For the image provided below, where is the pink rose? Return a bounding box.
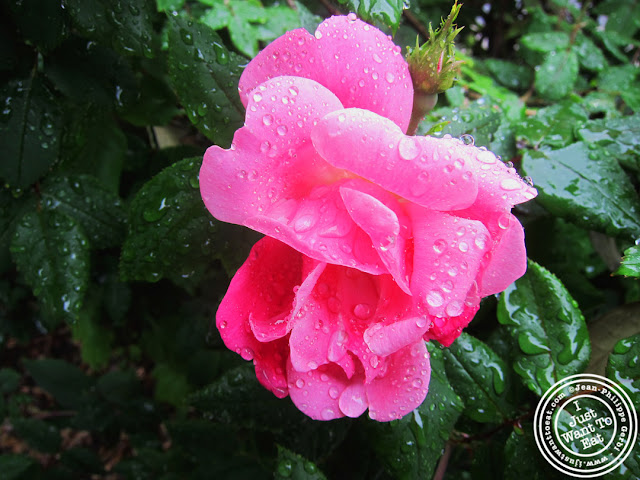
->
[200,15,536,420]
[218,236,430,421]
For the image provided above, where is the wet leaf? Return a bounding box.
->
[497,260,591,396]
[341,0,405,34]
[504,426,564,480]
[10,210,90,325]
[444,332,515,423]
[167,16,245,147]
[535,49,579,101]
[23,358,93,409]
[65,0,158,58]
[0,368,21,394]
[484,59,533,91]
[0,190,37,274]
[0,75,63,188]
[577,113,640,171]
[616,246,640,278]
[522,142,640,240]
[120,157,259,289]
[40,175,126,249]
[606,334,640,409]
[368,343,463,480]
[516,101,588,149]
[521,32,570,52]
[11,418,61,454]
[574,33,607,72]
[274,445,328,480]
[0,455,37,480]
[8,0,68,52]
[597,65,640,112]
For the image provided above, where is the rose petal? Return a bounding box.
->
[339,382,369,418]
[287,359,349,420]
[340,186,411,294]
[408,206,490,318]
[200,76,343,226]
[238,16,413,131]
[364,316,431,357]
[477,212,527,296]
[254,339,289,398]
[311,109,479,211]
[367,341,430,421]
[425,302,480,347]
[217,237,301,352]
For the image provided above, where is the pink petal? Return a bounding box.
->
[477,212,527,296]
[288,296,335,372]
[254,339,289,398]
[425,302,480,347]
[287,359,350,420]
[463,146,538,216]
[364,316,431,357]
[366,341,431,422]
[311,109,479,211]
[238,16,413,131]
[408,206,491,318]
[339,382,369,418]
[217,237,301,352]
[200,76,343,226]
[340,186,411,294]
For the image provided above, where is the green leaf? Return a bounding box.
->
[11,210,90,325]
[40,175,126,249]
[11,418,61,454]
[516,101,588,149]
[423,98,502,149]
[340,0,404,34]
[275,446,327,480]
[597,65,640,112]
[574,33,607,72]
[256,5,301,44]
[8,0,68,52]
[504,427,564,480]
[0,75,63,188]
[521,31,570,52]
[0,455,37,480]
[23,358,93,409]
[118,71,180,126]
[65,0,157,58]
[44,38,138,110]
[0,368,21,394]
[535,49,579,101]
[157,0,185,12]
[71,313,114,370]
[167,16,245,147]
[606,334,640,409]
[576,114,640,171]
[152,362,191,406]
[189,364,299,430]
[616,246,640,278]
[443,333,514,423]
[521,142,640,239]
[484,59,533,91]
[497,260,590,396]
[120,157,258,288]
[0,190,36,274]
[367,343,463,480]
[58,113,127,193]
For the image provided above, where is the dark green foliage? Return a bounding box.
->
[2,1,640,478]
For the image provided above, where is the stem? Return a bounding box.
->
[406,92,438,136]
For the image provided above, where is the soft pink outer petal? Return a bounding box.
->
[340,186,411,294]
[217,237,303,397]
[339,382,369,418]
[461,145,538,215]
[364,316,431,357]
[287,359,349,420]
[425,302,480,347]
[200,76,344,226]
[311,109,480,211]
[366,341,430,422]
[476,212,527,296]
[408,205,491,318]
[238,16,413,131]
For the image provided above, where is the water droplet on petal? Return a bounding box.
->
[426,290,444,308]
[445,300,464,317]
[277,125,288,136]
[398,137,421,160]
[296,379,305,388]
[477,150,496,164]
[500,178,521,191]
[433,239,447,254]
[263,114,273,126]
[252,92,262,102]
[353,303,372,319]
[385,72,395,83]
